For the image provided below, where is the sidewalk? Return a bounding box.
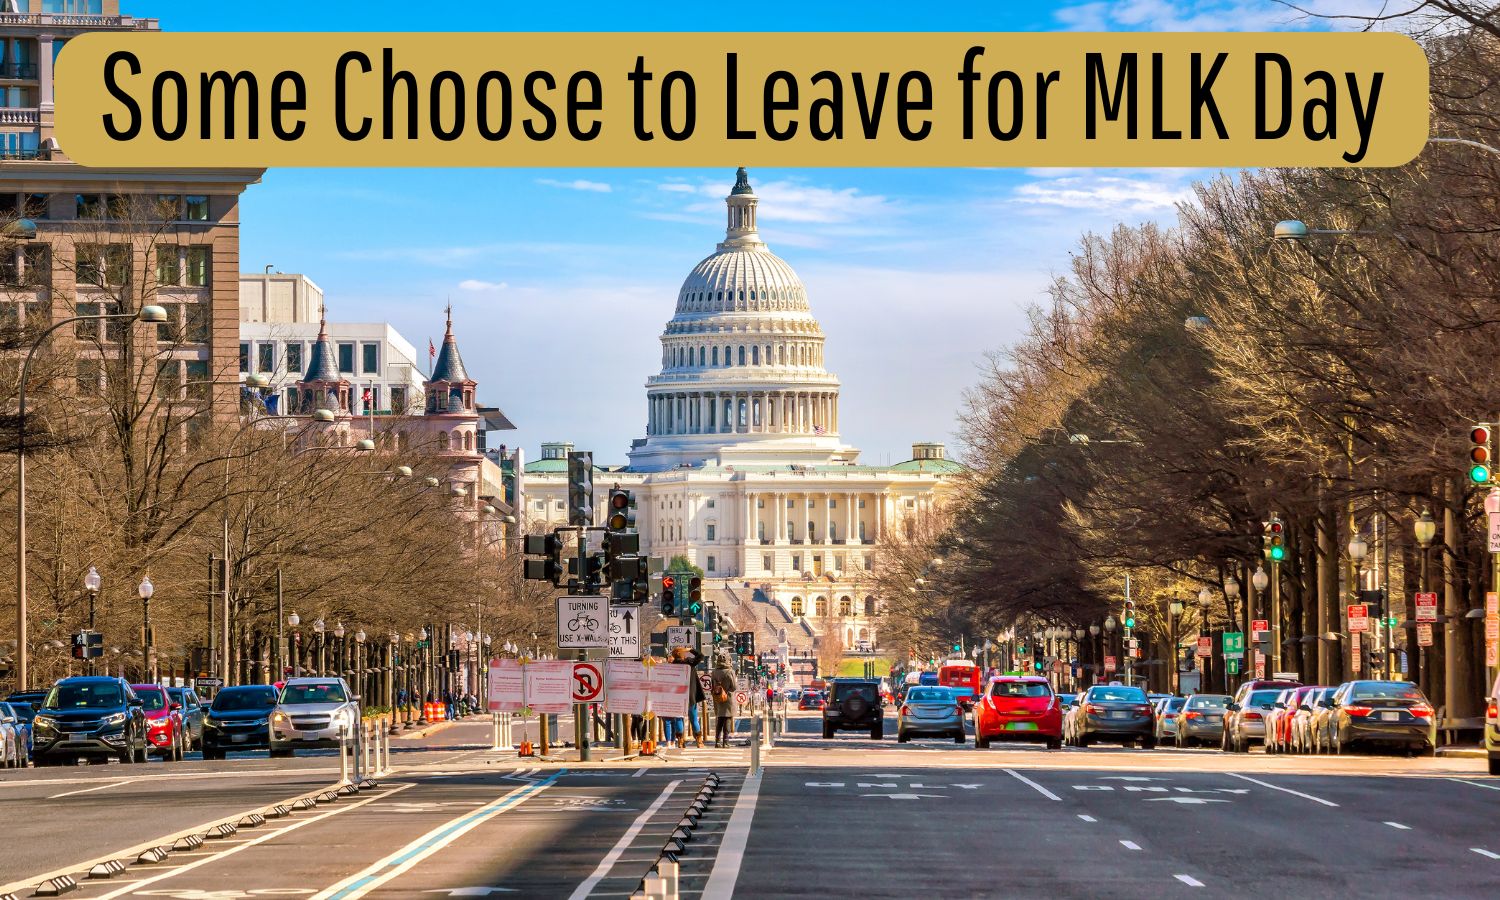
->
[1436,745,1486,759]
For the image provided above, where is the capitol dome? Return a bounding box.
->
[628,168,854,472]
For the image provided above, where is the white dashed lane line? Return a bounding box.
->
[1004,768,1062,801]
[1175,874,1205,887]
[1120,840,1142,851]
[1077,814,1096,823]
[1226,773,1338,807]
[1472,848,1500,860]
[1385,822,1410,830]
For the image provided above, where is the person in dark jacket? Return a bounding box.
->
[671,646,706,747]
[710,655,738,747]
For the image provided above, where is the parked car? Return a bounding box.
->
[0,702,28,768]
[168,686,206,751]
[974,676,1062,750]
[1223,679,1301,752]
[1487,671,1500,775]
[5,689,49,710]
[897,686,966,744]
[270,677,360,757]
[203,685,279,759]
[821,678,884,740]
[1268,686,1326,754]
[131,684,186,761]
[1177,694,1231,747]
[1294,687,1338,754]
[798,690,826,711]
[1068,684,1156,748]
[30,677,149,765]
[1262,688,1298,754]
[1327,680,1437,756]
[1154,696,1187,746]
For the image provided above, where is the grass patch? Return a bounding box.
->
[838,658,891,677]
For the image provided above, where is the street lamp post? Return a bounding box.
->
[334,621,346,676]
[12,304,168,690]
[288,611,301,677]
[83,567,101,675]
[416,627,430,725]
[1349,531,1370,678]
[313,618,326,675]
[354,627,366,703]
[139,575,156,683]
[1415,508,1437,696]
[1198,586,1214,692]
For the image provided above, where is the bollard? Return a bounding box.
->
[749,709,761,775]
[339,729,350,785]
[658,859,680,899]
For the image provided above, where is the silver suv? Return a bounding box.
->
[270,677,359,757]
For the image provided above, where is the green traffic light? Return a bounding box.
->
[1472,464,1491,484]
[1033,660,1042,671]
[1269,545,1287,561]
[1125,617,1136,629]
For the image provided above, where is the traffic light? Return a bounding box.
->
[523,532,565,583]
[567,451,594,526]
[685,576,703,620]
[1265,515,1287,562]
[603,531,642,583]
[1469,425,1492,484]
[606,487,636,531]
[1031,643,1044,672]
[733,631,756,656]
[659,574,676,616]
[1123,599,1136,630]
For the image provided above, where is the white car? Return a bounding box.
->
[269,677,360,758]
[0,703,25,768]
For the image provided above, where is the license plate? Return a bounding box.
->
[1006,722,1038,731]
[1110,711,1130,719]
[1206,716,1221,723]
[231,734,247,743]
[1380,711,1400,722]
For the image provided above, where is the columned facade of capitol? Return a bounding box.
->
[522,169,958,655]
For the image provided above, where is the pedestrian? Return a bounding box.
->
[710,653,737,747]
[670,646,704,748]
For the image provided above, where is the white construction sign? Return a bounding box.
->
[525,659,574,714]
[487,659,525,713]
[605,659,649,715]
[650,662,691,719]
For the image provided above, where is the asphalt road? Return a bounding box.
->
[2,710,1495,898]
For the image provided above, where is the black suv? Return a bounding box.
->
[31,676,149,765]
[822,678,885,740]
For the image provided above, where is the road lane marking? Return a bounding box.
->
[1005,769,1062,801]
[1120,840,1142,851]
[313,772,564,900]
[92,785,413,900]
[1450,778,1500,791]
[1385,822,1410,830]
[566,779,682,899]
[1175,874,1204,887]
[1473,848,1500,860]
[1078,815,1097,823]
[702,774,760,900]
[1226,773,1338,807]
[48,778,136,799]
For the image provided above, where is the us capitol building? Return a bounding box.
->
[521,169,957,655]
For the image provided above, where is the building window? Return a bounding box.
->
[863,555,872,571]
[185,360,209,401]
[752,346,760,365]
[362,343,379,374]
[286,342,303,374]
[257,343,274,373]
[534,500,545,510]
[156,194,180,218]
[711,346,719,366]
[763,554,772,571]
[706,499,715,509]
[706,524,716,541]
[706,555,716,573]
[815,597,827,617]
[75,193,104,219]
[364,385,381,412]
[791,597,804,616]
[156,245,180,285]
[284,387,299,414]
[834,554,844,570]
[864,597,877,617]
[858,498,866,508]
[238,342,249,372]
[184,246,210,286]
[737,346,745,365]
[791,554,801,572]
[390,386,407,412]
[337,343,354,373]
[787,498,794,508]
[155,360,182,399]
[839,597,852,616]
[829,499,837,508]
[184,195,210,221]
[905,498,917,508]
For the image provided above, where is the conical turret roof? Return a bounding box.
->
[431,309,471,383]
[302,315,343,384]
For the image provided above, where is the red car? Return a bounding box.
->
[798,691,826,711]
[131,684,185,761]
[974,676,1063,750]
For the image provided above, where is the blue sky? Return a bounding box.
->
[128,0,1373,465]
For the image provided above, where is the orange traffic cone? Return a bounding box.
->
[518,740,534,757]
[641,739,656,756]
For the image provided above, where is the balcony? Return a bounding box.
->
[0,108,39,126]
[0,13,158,29]
[0,63,36,79]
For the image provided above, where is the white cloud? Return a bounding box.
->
[458,279,508,292]
[1009,172,1200,215]
[1053,0,1396,32]
[536,178,613,193]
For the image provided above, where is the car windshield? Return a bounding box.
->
[1247,690,1282,707]
[1187,696,1229,709]
[990,681,1051,698]
[280,683,348,704]
[1350,682,1426,701]
[135,689,167,711]
[906,689,951,703]
[213,689,277,712]
[1088,687,1146,702]
[168,688,193,705]
[8,702,34,722]
[45,683,125,709]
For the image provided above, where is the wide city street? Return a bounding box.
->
[2,709,1496,899]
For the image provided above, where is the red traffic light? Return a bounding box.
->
[1472,426,1490,445]
[662,575,675,591]
[1268,521,1284,534]
[610,491,630,510]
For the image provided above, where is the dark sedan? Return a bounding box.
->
[31,677,149,765]
[202,685,279,759]
[1072,684,1156,749]
[1329,680,1437,755]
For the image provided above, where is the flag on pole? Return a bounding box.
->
[362,388,372,402]
[813,424,825,435]
[428,338,436,360]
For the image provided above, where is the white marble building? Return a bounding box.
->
[522,169,958,652]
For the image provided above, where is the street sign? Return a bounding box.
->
[1104,655,1117,673]
[1417,623,1434,647]
[1489,513,1500,553]
[699,673,712,692]
[1222,632,1244,657]
[734,689,750,707]
[525,659,573,714]
[196,677,223,688]
[1226,659,1241,675]
[571,661,604,702]
[1347,604,1369,634]
[1351,638,1363,673]
[1272,671,1299,681]
[1414,592,1438,623]
[1253,650,1266,679]
[1195,636,1212,658]
[608,605,640,659]
[557,596,608,649]
[665,626,694,649]
[488,659,525,713]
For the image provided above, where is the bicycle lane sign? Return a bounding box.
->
[558,596,609,649]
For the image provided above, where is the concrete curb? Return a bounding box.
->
[1436,747,1486,759]
[393,717,462,740]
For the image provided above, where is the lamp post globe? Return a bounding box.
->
[1089,624,1100,636]
[84,566,101,593]
[1252,565,1269,593]
[287,611,300,627]
[1225,579,1240,601]
[138,576,153,600]
[1104,617,1116,632]
[1169,600,1184,617]
[1348,535,1369,562]
[1197,586,1212,609]
[1414,508,1437,548]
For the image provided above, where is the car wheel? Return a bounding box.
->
[1488,757,1500,776]
[871,722,883,741]
[898,730,909,743]
[953,731,964,744]
[118,748,134,765]
[1046,738,1062,751]
[976,735,990,749]
[822,725,833,740]
[1078,735,1091,748]
[1142,739,1156,751]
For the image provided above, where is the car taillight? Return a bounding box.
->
[1342,705,1372,717]
[1489,700,1499,719]
[899,706,910,717]
[1409,705,1433,717]
[1182,711,1201,720]
[1244,712,1262,720]
[1085,703,1100,715]
[955,705,966,716]
[1164,712,1177,719]
[1134,705,1152,714]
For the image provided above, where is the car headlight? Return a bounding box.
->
[33,715,56,729]
[272,711,289,724]
[204,717,221,728]
[102,712,126,726]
